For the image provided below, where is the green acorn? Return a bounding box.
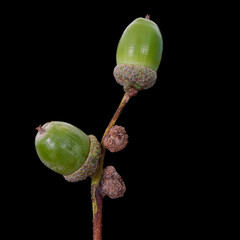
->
[35,121,101,182]
[114,15,163,91]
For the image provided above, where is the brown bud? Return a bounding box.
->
[101,166,126,199]
[102,125,128,152]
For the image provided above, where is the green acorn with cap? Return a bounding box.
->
[35,121,101,182]
[34,15,164,239]
[114,15,163,91]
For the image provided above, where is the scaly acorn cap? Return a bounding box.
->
[114,15,163,91]
[64,135,101,182]
[100,166,126,199]
[102,125,128,152]
[114,64,157,91]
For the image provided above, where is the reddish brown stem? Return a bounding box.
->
[91,88,137,240]
[92,187,103,240]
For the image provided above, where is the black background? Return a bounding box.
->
[1,1,215,239]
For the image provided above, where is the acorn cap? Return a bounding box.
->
[102,125,128,152]
[114,64,157,91]
[64,135,102,182]
[100,166,126,199]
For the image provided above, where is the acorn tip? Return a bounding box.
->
[35,124,45,133]
[145,14,150,19]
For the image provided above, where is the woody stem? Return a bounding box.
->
[91,89,137,240]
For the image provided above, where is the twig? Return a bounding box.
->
[91,89,137,240]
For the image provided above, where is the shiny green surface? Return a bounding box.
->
[35,121,90,175]
[116,17,163,71]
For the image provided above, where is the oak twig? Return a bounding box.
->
[91,89,137,240]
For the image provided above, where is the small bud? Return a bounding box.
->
[102,125,128,152]
[101,166,126,199]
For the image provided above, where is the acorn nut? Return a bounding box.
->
[35,121,101,182]
[114,15,163,91]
